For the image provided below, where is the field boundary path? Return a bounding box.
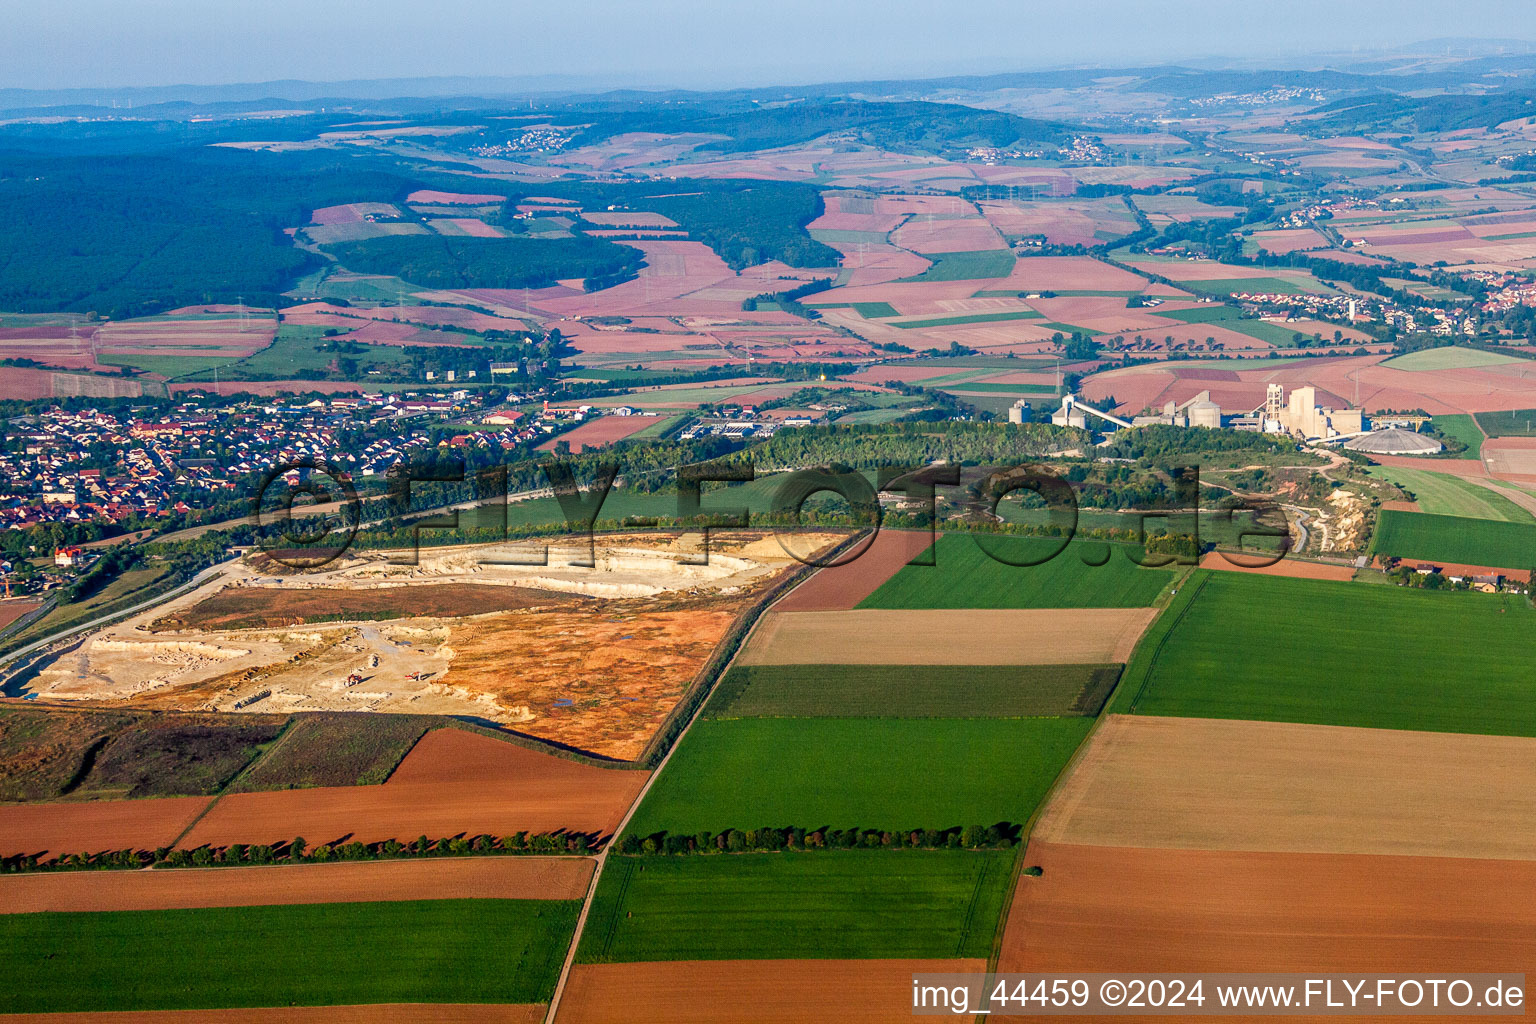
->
[0,558,237,681]
[541,534,865,1023]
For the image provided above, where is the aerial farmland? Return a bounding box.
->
[5,9,1536,1020]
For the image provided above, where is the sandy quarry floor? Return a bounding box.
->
[25,532,831,759]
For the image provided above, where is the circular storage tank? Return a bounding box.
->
[1343,427,1443,455]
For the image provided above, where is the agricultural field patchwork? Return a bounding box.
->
[858,533,1175,609]
[705,663,1120,719]
[1371,509,1536,569]
[577,850,1012,962]
[0,899,580,1013]
[1123,570,1536,736]
[624,716,1092,837]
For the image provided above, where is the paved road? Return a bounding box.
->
[0,558,236,671]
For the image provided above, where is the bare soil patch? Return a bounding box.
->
[772,530,935,611]
[1197,552,1356,581]
[1002,841,1536,1008]
[0,796,211,858]
[560,959,983,1023]
[180,731,645,849]
[158,584,576,631]
[1034,715,1536,860]
[740,609,1157,665]
[0,855,591,913]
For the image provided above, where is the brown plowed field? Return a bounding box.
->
[560,959,984,1023]
[0,1006,544,1024]
[1000,841,1536,1022]
[158,583,577,630]
[1034,715,1536,860]
[740,608,1157,665]
[772,530,935,611]
[179,731,646,849]
[0,854,592,913]
[1197,551,1356,580]
[0,796,211,858]
[535,416,655,452]
[0,601,40,630]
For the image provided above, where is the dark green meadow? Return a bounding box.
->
[0,899,579,1013]
[706,663,1120,719]
[1123,570,1536,736]
[577,850,1011,962]
[858,533,1174,609]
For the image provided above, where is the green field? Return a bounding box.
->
[899,250,1017,283]
[1124,571,1536,736]
[858,533,1174,609]
[1372,509,1536,569]
[806,300,900,318]
[1431,414,1485,458]
[1155,305,1243,325]
[184,325,414,380]
[1364,466,1533,523]
[706,664,1121,719]
[1186,276,1318,296]
[1475,408,1536,438]
[0,899,579,1013]
[1383,346,1525,371]
[577,850,1012,962]
[625,716,1091,837]
[935,382,1057,394]
[893,310,1043,329]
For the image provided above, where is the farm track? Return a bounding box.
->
[0,856,594,913]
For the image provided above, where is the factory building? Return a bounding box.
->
[1263,384,1363,440]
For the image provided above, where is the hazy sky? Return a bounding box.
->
[4,0,1536,92]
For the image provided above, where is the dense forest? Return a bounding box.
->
[321,234,645,291]
[483,177,839,270]
[0,146,409,317]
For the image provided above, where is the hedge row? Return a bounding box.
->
[0,831,599,875]
[617,824,1020,856]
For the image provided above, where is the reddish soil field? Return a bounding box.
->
[773,530,936,611]
[818,240,932,287]
[1380,499,1421,511]
[0,796,211,858]
[160,583,573,630]
[406,190,506,205]
[1197,551,1356,580]
[1005,256,1155,293]
[0,855,592,913]
[0,1007,545,1023]
[536,416,657,452]
[1001,841,1536,1022]
[535,241,743,318]
[560,959,983,1024]
[178,730,647,849]
[1081,353,1536,416]
[0,600,41,630]
[1251,227,1331,253]
[892,216,1006,254]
